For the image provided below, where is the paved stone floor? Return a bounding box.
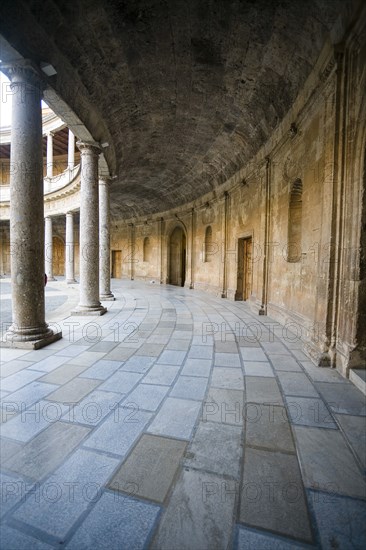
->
[0,278,365,549]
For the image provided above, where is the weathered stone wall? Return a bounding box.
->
[110,27,366,377]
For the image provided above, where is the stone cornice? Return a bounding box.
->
[0,59,46,90]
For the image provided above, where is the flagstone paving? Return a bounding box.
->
[0,278,365,549]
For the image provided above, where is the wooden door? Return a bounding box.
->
[53,236,65,276]
[235,237,252,301]
[112,250,122,278]
[169,227,186,286]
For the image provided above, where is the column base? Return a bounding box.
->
[71,305,107,316]
[66,279,78,284]
[1,330,62,350]
[100,293,115,301]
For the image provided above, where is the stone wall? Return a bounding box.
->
[110,26,366,377]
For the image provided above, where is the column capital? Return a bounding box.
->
[0,59,46,90]
[76,141,101,156]
[99,175,116,185]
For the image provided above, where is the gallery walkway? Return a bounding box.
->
[0,279,365,549]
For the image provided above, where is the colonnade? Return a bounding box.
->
[1,60,114,348]
[46,128,75,178]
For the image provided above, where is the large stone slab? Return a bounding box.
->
[244,361,274,377]
[277,372,319,398]
[211,367,244,390]
[270,355,303,372]
[46,377,101,403]
[184,421,242,478]
[0,525,53,550]
[151,468,236,550]
[13,448,120,539]
[203,387,244,426]
[236,525,311,549]
[157,350,187,365]
[188,345,213,359]
[0,369,42,392]
[109,434,186,503]
[285,396,337,429]
[294,425,366,499]
[3,421,90,480]
[315,382,366,416]
[79,359,123,380]
[99,370,142,393]
[143,364,180,385]
[240,347,268,362]
[246,404,295,453]
[62,389,123,426]
[39,364,88,385]
[239,448,312,542]
[307,489,366,550]
[0,359,35,378]
[122,383,169,411]
[147,397,201,440]
[245,377,283,405]
[170,376,208,400]
[214,352,241,368]
[335,413,366,468]
[0,437,23,463]
[103,346,136,361]
[60,351,105,367]
[1,381,58,411]
[84,406,152,456]
[120,355,155,373]
[181,358,212,377]
[66,491,160,550]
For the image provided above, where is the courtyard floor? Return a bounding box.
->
[0,278,365,549]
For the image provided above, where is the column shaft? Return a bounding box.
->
[65,212,77,283]
[45,216,56,281]
[1,60,61,346]
[72,142,106,315]
[46,132,53,178]
[99,177,115,300]
[68,130,75,170]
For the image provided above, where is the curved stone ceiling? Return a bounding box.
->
[0,0,349,219]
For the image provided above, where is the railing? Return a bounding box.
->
[0,164,81,203]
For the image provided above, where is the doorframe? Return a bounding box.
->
[235,232,253,301]
[111,249,122,279]
[167,224,187,287]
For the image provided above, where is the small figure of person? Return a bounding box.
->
[45,273,48,286]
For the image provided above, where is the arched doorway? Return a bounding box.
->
[53,236,65,276]
[169,226,186,286]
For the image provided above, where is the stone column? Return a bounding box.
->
[68,129,75,170]
[45,216,56,281]
[65,211,77,283]
[46,132,53,178]
[0,60,61,347]
[72,142,106,315]
[99,177,115,300]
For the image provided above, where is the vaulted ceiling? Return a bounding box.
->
[0,0,351,218]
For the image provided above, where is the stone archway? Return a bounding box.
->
[169,226,186,287]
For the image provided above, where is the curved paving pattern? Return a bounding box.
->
[0,280,365,549]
